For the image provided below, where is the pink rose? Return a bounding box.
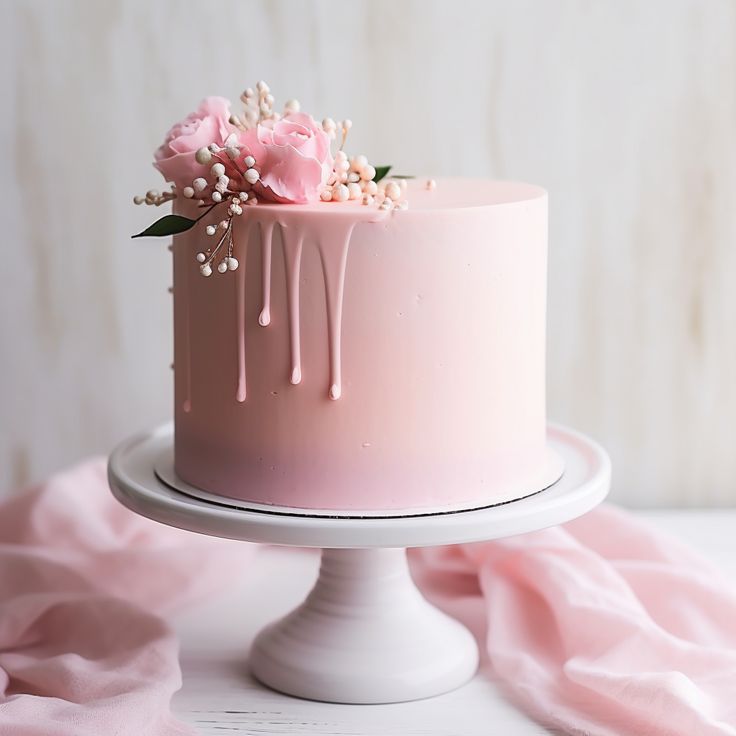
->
[154,97,235,188]
[240,113,333,204]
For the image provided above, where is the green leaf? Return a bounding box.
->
[373,165,392,183]
[132,215,197,239]
[391,174,415,179]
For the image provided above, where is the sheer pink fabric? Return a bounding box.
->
[412,506,736,735]
[0,459,248,736]
[2,460,735,735]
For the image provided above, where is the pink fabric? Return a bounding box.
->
[0,459,249,736]
[2,461,735,735]
[411,506,736,736]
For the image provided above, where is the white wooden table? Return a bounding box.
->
[171,510,736,735]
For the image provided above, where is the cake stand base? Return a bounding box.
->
[250,547,478,703]
[108,423,610,704]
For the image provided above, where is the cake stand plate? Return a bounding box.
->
[108,423,610,704]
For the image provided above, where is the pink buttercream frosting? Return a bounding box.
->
[172,178,562,511]
[239,112,333,204]
[153,96,236,188]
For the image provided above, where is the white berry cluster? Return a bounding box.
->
[181,143,261,208]
[367,176,410,211]
[133,187,175,206]
[320,150,409,211]
[321,150,372,203]
[315,116,407,210]
[176,142,264,276]
[195,212,240,277]
[134,131,262,277]
[228,80,299,130]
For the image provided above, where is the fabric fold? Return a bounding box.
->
[411,505,736,736]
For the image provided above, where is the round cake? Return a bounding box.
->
[170,177,563,512]
[131,82,563,513]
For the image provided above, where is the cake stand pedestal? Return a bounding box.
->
[108,423,610,704]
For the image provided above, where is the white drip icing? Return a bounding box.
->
[229,214,364,401]
[281,226,304,388]
[317,223,356,401]
[258,220,274,327]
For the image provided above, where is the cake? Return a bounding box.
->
[134,82,563,513]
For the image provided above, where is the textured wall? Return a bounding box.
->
[1,0,735,506]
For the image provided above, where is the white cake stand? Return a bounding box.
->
[108,423,610,704]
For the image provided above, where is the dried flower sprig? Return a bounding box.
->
[186,148,260,204]
[133,139,262,255]
[133,186,176,206]
[228,80,301,130]
[195,213,240,277]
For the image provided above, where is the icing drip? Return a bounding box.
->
[281,226,304,386]
[235,238,247,402]
[258,221,274,327]
[222,209,380,402]
[317,223,356,401]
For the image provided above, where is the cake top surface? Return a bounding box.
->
[229,177,546,216]
[405,178,545,210]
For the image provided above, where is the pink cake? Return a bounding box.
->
[135,84,563,513]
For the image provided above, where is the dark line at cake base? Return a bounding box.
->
[153,468,565,520]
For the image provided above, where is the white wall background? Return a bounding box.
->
[1,0,735,506]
